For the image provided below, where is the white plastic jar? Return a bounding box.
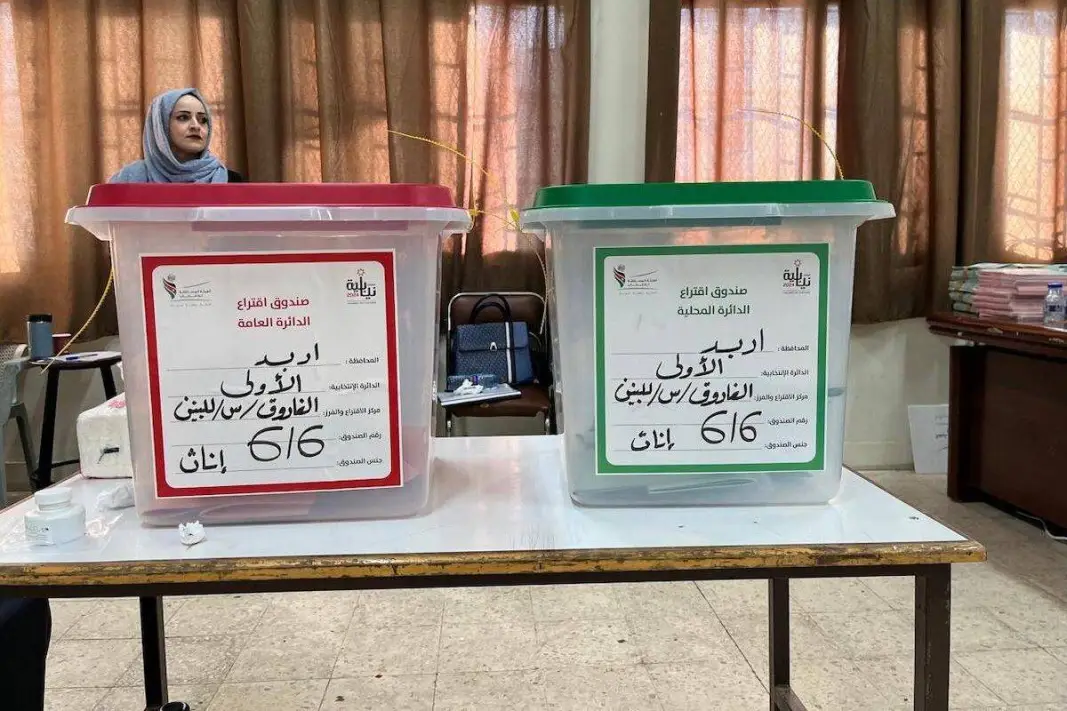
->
[24,488,86,545]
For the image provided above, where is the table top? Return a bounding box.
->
[928,313,1067,358]
[0,436,982,590]
[29,351,123,370]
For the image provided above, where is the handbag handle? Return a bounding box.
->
[469,293,513,324]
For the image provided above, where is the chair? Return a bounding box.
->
[444,292,555,436]
[0,344,35,507]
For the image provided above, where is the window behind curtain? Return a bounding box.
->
[675,1,1067,268]
[676,1,840,183]
[1002,7,1063,262]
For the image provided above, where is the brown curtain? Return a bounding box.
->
[838,0,964,322]
[677,0,839,183]
[0,0,589,341]
[673,0,1064,322]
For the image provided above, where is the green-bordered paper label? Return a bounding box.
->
[594,244,828,475]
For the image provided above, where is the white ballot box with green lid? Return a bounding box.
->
[67,183,471,525]
[520,181,894,507]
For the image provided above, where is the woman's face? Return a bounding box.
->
[169,94,209,162]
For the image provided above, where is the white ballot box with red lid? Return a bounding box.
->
[68,184,471,526]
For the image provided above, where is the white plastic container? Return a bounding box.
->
[521,181,895,507]
[25,488,86,545]
[68,184,470,525]
[77,393,133,479]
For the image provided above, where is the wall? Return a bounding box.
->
[844,319,950,468]
[589,0,649,183]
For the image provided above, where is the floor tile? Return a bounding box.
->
[955,648,1067,705]
[646,660,766,710]
[530,584,625,621]
[355,589,446,627]
[46,639,139,688]
[226,627,342,681]
[270,590,360,607]
[791,577,892,613]
[94,684,217,711]
[790,656,895,711]
[809,609,913,659]
[258,590,358,636]
[695,580,764,615]
[49,599,99,639]
[320,675,435,710]
[984,591,1067,647]
[441,586,534,624]
[950,606,1034,653]
[851,656,1002,709]
[1047,646,1067,665]
[535,619,641,668]
[206,680,326,710]
[333,623,440,676]
[438,621,539,673]
[952,564,1048,609]
[434,670,548,711]
[64,599,143,640]
[612,581,712,619]
[44,687,106,711]
[628,610,738,664]
[166,594,269,637]
[121,635,244,686]
[857,576,914,610]
[984,537,1067,572]
[541,665,662,711]
[717,608,843,682]
[1023,565,1067,603]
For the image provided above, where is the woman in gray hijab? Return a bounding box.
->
[110,88,243,183]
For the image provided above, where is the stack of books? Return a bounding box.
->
[950,263,1067,322]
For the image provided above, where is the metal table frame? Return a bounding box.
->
[1,551,964,711]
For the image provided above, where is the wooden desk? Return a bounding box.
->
[928,314,1067,531]
[0,436,983,711]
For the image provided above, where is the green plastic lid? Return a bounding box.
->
[530,180,880,209]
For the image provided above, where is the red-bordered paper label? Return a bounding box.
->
[141,251,402,498]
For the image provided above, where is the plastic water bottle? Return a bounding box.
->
[1044,282,1066,328]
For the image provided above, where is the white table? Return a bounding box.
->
[0,436,983,711]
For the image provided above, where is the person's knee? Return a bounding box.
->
[0,598,51,711]
[0,597,50,631]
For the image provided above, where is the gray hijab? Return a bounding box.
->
[109,88,228,184]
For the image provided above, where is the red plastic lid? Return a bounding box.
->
[85,183,459,208]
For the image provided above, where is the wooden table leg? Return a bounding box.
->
[32,368,60,490]
[914,565,951,711]
[769,577,806,710]
[139,596,169,711]
[947,346,981,502]
[99,363,118,399]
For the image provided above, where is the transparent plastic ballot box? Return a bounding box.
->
[520,181,895,507]
[68,183,471,525]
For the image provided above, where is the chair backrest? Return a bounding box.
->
[447,292,546,335]
[0,343,26,362]
[0,343,28,409]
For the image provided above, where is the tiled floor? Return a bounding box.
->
[41,472,1067,710]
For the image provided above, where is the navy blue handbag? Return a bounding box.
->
[452,295,536,385]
